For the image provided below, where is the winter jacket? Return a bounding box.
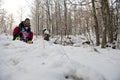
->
[19,21,31,33]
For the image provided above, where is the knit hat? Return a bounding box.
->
[25,18,30,21]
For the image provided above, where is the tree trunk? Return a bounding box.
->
[64,0,67,35]
[101,0,109,48]
[92,0,100,46]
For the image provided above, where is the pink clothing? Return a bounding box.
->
[13,26,33,40]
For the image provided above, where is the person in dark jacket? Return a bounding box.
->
[13,18,33,42]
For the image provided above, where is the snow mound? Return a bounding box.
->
[0,34,120,80]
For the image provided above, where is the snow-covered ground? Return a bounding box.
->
[0,34,120,80]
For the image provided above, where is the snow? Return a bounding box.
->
[0,34,120,80]
[44,29,49,34]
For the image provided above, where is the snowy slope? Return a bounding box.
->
[0,34,120,80]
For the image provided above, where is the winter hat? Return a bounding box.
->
[25,18,30,21]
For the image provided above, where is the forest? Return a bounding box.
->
[0,1,120,80]
[0,0,120,48]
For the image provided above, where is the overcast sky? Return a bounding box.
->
[2,0,32,25]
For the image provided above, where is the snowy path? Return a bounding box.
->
[0,34,120,80]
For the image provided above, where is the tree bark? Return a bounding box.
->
[64,0,67,35]
[92,0,100,46]
[101,0,109,48]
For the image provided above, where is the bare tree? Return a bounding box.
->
[0,9,6,33]
[17,7,25,22]
[30,0,119,47]
[31,0,41,37]
[91,0,100,46]
[64,0,68,35]
[101,0,112,48]
[6,14,14,34]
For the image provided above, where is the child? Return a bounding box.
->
[13,18,33,42]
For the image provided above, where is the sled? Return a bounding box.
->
[26,40,33,44]
[14,37,33,44]
[15,37,21,40]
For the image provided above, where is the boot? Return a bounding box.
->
[13,34,18,40]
